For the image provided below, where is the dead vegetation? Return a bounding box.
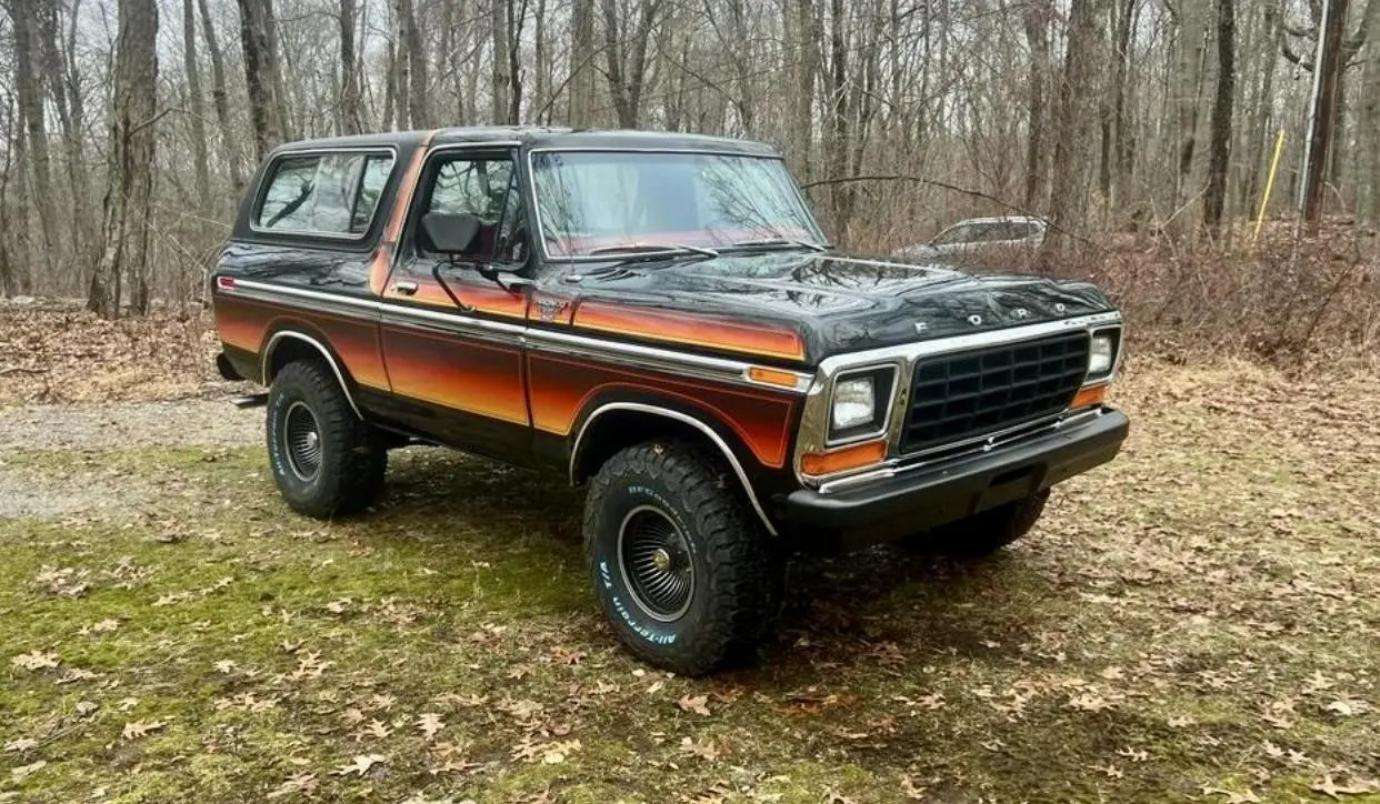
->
[0,298,232,406]
[1,328,1378,799]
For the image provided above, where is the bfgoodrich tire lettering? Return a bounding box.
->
[584,440,782,675]
[266,360,386,518]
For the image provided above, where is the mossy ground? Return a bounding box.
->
[2,359,1377,802]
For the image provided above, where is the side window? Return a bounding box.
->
[422,155,526,263]
[254,151,395,236]
[350,155,394,234]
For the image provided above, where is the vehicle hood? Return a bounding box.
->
[562,251,1116,364]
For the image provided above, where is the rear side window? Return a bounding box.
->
[254,151,395,237]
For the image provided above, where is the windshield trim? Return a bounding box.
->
[524,146,828,263]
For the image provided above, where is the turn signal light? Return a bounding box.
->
[746,366,802,389]
[801,439,887,476]
[1070,383,1108,410]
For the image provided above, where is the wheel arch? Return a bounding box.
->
[569,401,779,537]
[260,329,364,419]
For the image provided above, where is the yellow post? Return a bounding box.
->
[1253,129,1286,243]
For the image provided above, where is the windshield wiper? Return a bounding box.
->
[588,242,720,258]
[730,237,827,253]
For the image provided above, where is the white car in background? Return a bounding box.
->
[896,215,1048,259]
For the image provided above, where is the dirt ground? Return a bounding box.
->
[1,320,1378,801]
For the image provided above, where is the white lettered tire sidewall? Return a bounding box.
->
[266,369,331,506]
[588,480,709,651]
[583,440,781,675]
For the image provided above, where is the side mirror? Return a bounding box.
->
[422,212,480,255]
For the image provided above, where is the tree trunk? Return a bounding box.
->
[568,0,597,126]
[1046,0,1107,249]
[1109,0,1135,205]
[1023,0,1051,208]
[0,95,18,296]
[1173,0,1208,205]
[507,0,524,124]
[9,0,58,271]
[198,0,244,191]
[8,97,33,294]
[398,0,428,127]
[1202,0,1234,232]
[39,0,89,273]
[263,0,291,140]
[825,0,854,238]
[88,0,159,318]
[792,0,819,177]
[339,0,362,134]
[1301,0,1349,228]
[1243,5,1277,215]
[492,0,511,122]
[1359,0,1380,223]
[237,0,283,161]
[183,0,212,211]
[601,0,658,127]
[532,0,548,124]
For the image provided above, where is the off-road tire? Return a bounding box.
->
[924,490,1050,557]
[583,440,782,675]
[266,360,386,518]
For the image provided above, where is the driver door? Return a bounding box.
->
[379,148,532,453]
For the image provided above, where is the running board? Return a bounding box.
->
[231,393,269,409]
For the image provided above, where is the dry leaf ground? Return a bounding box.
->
[1,306,1378,801]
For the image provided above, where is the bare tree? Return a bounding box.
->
[7,0,57,270]
[1360,0,1380,223]
[1171,0,1208,207]
[790,0,819,174]
[184,0,212,210]
[339,0,362,134]
[569,0,597,126]
[38,0,89,262]
[602,0,661,127]
[0,91,18,296]
[238,0,284,160]
[88,0,159,317]
[1300,0,1350,228]
[198,0,244,191]
[1046,0,1107,246]
[1023,0,1051,208]
[397,0,428,127]
[492,0,511,122]
[1202,0,1234,231]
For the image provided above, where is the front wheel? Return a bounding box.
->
[583,440,781,675]
[265,360,387,518]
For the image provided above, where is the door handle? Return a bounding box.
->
[393,281,418,296]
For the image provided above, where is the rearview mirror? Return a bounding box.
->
[422,212,480,254]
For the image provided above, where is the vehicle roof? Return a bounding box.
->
[269,127,781,157]
[943,216,1048,227]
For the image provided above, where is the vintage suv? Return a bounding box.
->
[212,128,1128,674]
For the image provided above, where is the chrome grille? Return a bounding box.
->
[900,332,1089,454]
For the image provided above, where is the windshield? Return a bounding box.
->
[531,151,825,258]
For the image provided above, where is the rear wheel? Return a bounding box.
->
[920,490,1050,557]
[583,440,781,675]
[266,360,387,518]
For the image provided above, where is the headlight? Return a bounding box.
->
[832,376,876,430]
[1087,331,1118,378]
[827,367,896,442]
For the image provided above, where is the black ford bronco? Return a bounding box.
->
[212,127,1128,674]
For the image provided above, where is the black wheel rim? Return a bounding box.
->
[283,401,323,482]
[618,506,695,622]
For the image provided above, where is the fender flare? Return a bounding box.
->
[260,330,364,420]
[569,401,778,537]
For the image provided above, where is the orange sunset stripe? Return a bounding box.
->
[573,302,806,362]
